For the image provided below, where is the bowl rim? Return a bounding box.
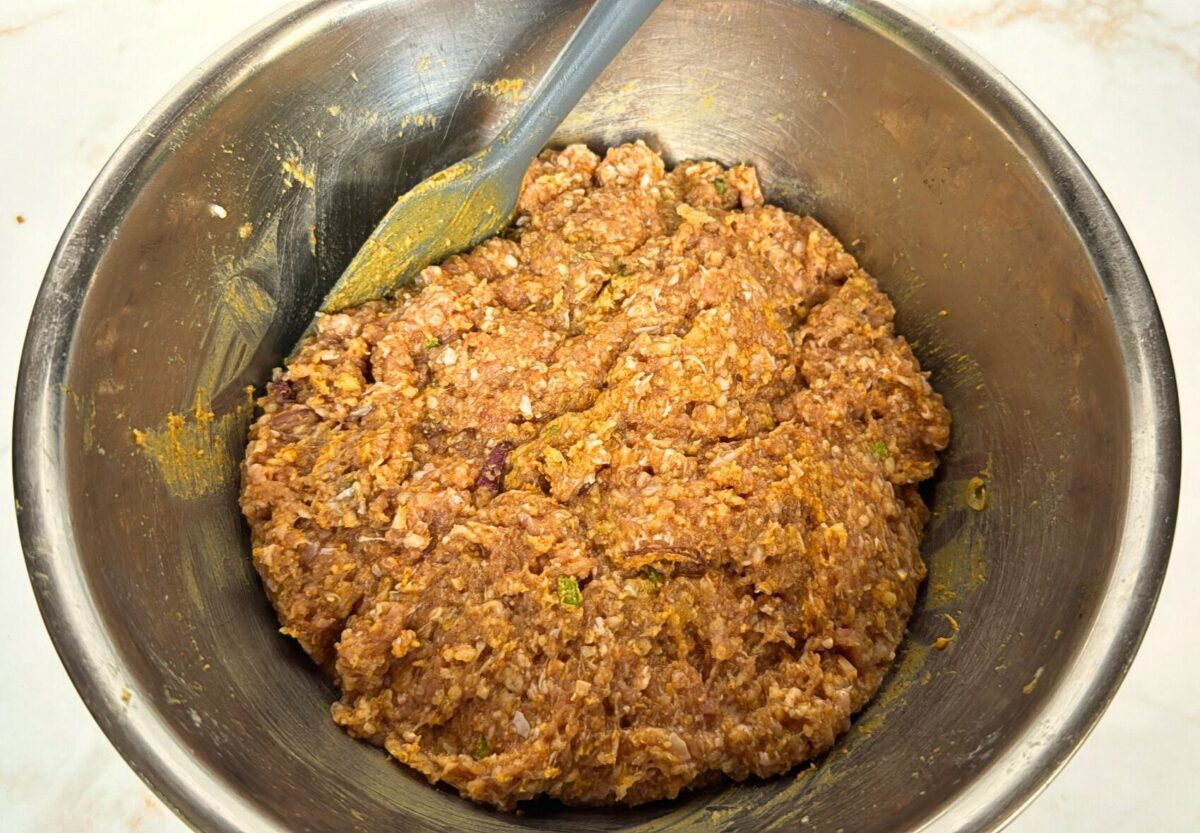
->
[12,1,1181,831]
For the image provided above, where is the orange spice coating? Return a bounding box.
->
[240,142,950,809]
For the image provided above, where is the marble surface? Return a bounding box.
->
[1,1,1196,830]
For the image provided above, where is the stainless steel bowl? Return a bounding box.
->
[14,1,1180,831]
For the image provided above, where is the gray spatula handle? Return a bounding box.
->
[498,0,664,160]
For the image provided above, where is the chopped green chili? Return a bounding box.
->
[643,565,664,587]
[557,575,583,607]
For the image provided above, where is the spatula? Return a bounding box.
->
[318,0,663,315]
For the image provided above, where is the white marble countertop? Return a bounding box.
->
[1,1,1196,830]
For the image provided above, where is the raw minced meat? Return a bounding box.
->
[240,141,951,809]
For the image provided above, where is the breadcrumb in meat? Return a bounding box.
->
[240,141,951,809]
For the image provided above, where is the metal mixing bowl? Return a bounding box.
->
[14,1,1180,831]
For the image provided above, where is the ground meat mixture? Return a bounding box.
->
[240,141,951,809]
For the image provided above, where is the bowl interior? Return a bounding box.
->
[28,1,1154,831]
